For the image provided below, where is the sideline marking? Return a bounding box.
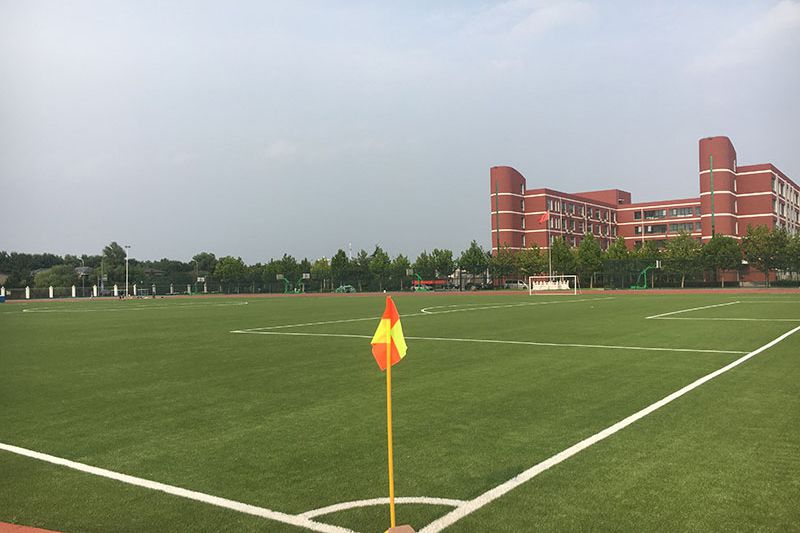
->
[238,297,614,332]
[651,317,800,322]
[230,330,747,355]
[418,324,800,533]
[21,302,249,313]
[645,301,739,320]
[419,298,611,315]
[0,442,354,533]
[300,497,466,519]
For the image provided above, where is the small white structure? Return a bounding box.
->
[203,282,208,293]
[25,286,30,299]
[133,284,138,296]
[113,284,119,297]
[186,284,191,294]
[49,286,54,298]
[71,285,76,298]
[170,283,174,294]
[92,285,98,297]
[151,284,156,295]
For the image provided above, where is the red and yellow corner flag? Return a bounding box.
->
[371,296,407,371]
[538,211,550,224]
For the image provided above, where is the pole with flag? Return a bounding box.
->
[370,296,408,530]
[539,210,552,276]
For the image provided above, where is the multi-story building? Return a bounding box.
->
[490,136,798,255]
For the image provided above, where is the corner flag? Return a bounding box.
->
[371,297,408,371]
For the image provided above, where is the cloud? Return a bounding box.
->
[463,0,595,40]
[690,0,800,72]
[262,139,298,160]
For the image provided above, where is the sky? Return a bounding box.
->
[1,0,798,263]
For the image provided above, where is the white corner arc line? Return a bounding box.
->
[645,301,739,319]
[418,324,800,533]
[0,442,356,533]
[229,330,747,355]
[300,497,466,519]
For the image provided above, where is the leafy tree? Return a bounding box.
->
[576,233,603,288]
[550,237,575,275]
[192,252,218,274]
[354,249,372,291]
[516,245,546,278]
[605,236,629,260]
[787,233,800,276]
[430,248,455,278]
[742,225,788,286]
[330,249,349,287]
[702,234,742,287]
[369,246,391,290]
[391,254,411,290]
[214,256,247,287]
[311,257,331,291]
[489,245,517,285]
[278,254,300,286]
[458,241,489,280]
[413,251,435,279]
[33,264,77,288]
[664,232,702,288]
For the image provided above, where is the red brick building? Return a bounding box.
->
[491,136,798,255]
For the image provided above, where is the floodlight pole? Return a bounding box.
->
[124,245,131,297]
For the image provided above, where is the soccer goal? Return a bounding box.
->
[528,275,579,295]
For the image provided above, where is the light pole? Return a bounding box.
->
[80,258,86,297]
[124,245,131,297]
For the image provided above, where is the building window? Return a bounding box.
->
[644,209,666,219]
[645,224,667,234]
[634,211,642,220]
[521,234,525,247]
[669,223,694,232]
[696,222,702,231]
[670,207,693,217]
[695,207,702,216]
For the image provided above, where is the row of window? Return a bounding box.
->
[546,199,616,222]
[633,207,701,220]
[634,222,702,235]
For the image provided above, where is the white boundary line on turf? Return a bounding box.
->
[21,301,249,313]
[417,324,800,533]
[0,442,356,533]
[236,297,614,332]
[645,301,739,320]
[652,317,800,322]
[229,330,748,355]
[299,497,466,519]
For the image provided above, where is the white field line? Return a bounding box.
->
[229,330,747,355]
[300,497,466,519]
[21,302,249,313]
[418,324,800,533]
[0,442,356,533]
[645,301,739,320]
[652,317,800,322]
[237,298,614,332]
[418,298,611,315]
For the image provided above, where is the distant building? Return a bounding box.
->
[491,136,798,251]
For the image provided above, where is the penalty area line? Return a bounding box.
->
[229,330,747,355]
[417,324,800,533]
[0,442,355,533]
[645,301,739,319]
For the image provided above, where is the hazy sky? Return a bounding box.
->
[2,0,798,263]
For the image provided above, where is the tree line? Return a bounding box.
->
[2,225,799,292]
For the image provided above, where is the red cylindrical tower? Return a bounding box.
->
[699,136,737,238]
[490,166,526,252]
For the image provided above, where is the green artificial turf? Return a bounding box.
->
[1,292,798,532]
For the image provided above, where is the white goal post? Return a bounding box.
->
[528,275,579,295]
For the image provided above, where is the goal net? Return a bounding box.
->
[528,275,579,295]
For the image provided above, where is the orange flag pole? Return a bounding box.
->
[386,306,397,528]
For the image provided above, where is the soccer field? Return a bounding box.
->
[1,292,799,532]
